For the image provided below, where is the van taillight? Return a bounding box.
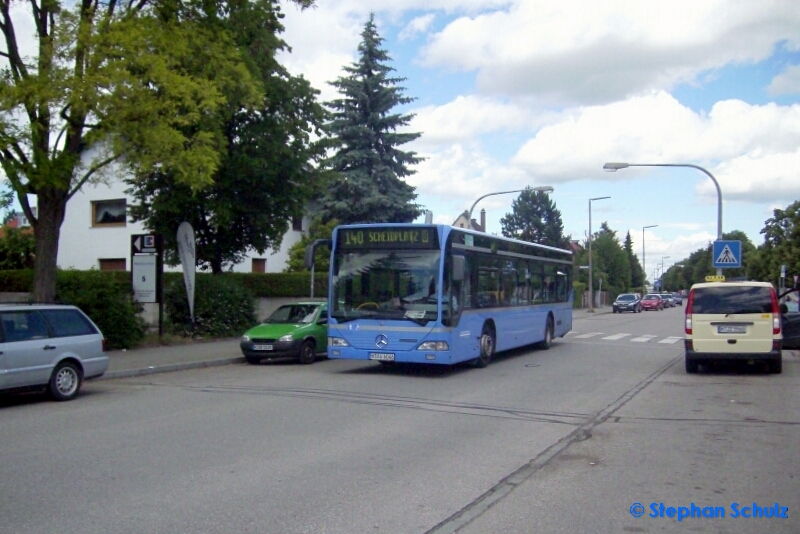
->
[771,288,781,335]
[684,290,694,335]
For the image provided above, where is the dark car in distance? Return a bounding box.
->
[613,293,642,313]
[641,294,664,311]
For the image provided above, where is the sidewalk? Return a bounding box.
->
[100,307,611,380]
[101,337,244,380]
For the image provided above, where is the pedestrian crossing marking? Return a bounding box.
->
[602,333,631,340]
[567,332,684,344]
[715,245,738,264]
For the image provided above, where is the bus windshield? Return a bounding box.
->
[331,249,441,325]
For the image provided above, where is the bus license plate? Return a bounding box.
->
[370,352,395,361]
[718,325,746,334]
[253,344,273,351]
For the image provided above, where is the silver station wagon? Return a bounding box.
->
[0,304,109,401]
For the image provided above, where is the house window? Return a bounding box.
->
[292,216,303,231]
[92,199,127,226]
[252,258,266,273]
[99,258,126,271]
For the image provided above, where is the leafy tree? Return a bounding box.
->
[0,0,279,302]
[500,189,571,249]
[319,13,424,225]
[590,222,631,296]
[127,0,328,273]
[284,218,339,273]
[0,227,35,269]
[750,201,800,287]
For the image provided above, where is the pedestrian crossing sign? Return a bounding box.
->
[712,240,741,268]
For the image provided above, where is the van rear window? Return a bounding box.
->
[691,286,773,314]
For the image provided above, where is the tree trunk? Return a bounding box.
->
[32,187,68,303]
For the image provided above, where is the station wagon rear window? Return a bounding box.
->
[691,286,774,315]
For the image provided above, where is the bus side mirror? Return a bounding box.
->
[452,256,465,282]
[304,239,332,270]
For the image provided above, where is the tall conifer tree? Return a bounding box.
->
[320,13,423,224]
[500,189,570,249]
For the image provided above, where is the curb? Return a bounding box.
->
[101,357,246,380]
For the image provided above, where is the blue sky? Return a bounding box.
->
[278,0,800,280]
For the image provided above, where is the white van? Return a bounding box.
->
[684,281,782,373]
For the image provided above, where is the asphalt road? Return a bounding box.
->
[1,305,798,534]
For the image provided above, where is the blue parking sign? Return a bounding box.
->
[713,240,741,268]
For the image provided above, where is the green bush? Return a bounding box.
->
[55,269,148,349]
[164,274,256,338]
[0,269,34,292]
[572,281,586,309]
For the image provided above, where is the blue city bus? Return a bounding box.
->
[326,223,573,367]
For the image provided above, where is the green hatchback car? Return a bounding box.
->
[240,301,328,365]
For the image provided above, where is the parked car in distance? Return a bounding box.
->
[0,304,108,401]
[672,292,683,306]
[659,292,675,307]
[613,293,642,313]
[685,281,782,373]
[779,287,800,350]
[641,294,664,311]
[241,301,328,365]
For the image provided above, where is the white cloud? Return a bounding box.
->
[419,0,800,104]
[768,64,800,95]
[509,92,800,205]
[399,14,436,41]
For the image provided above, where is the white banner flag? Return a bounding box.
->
[177,222,196,323]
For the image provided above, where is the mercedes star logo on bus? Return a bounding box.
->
[375,334,389,349]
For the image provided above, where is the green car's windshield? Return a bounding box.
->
[265,305,320,324]
[331,249,442,325]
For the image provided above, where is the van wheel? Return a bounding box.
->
[770,358,782,374]
[48,361,82,401]
[474,326,495,368]
[298,340,316,365]
[538,317,554,350]
[685,358,699,374]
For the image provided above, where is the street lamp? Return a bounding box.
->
[467,185,554,230]
[603,162,723,275]
[642,224,658,291]
[658,255,670,290]
[588,196,611,312]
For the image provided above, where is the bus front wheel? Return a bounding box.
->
[475,326,495,368]
[538,316,554,350]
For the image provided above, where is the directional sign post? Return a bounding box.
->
[712,240,741,269]
[131,234,164,336]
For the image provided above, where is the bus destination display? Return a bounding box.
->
[338,227,439,249]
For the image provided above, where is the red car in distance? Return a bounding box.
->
[641,293,664,311]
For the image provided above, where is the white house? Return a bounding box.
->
[57,176,308,273]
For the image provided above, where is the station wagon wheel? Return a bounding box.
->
[474,325,495,368]
[298,340,316,365]
[48,361,82,401]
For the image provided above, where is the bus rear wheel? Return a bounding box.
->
[474,326,495,368]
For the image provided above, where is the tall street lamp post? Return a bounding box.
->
[603,162,723,275]
[588,196,611,312]
[659,255,670,290]
[642,224,658,292]
[467,185,554,230]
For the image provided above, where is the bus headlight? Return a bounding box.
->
[329,337,350,347]
[417,341,449,351]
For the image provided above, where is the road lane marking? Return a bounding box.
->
[658,336,684,344]
[630,335,658,343]
[574,332,603,338]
